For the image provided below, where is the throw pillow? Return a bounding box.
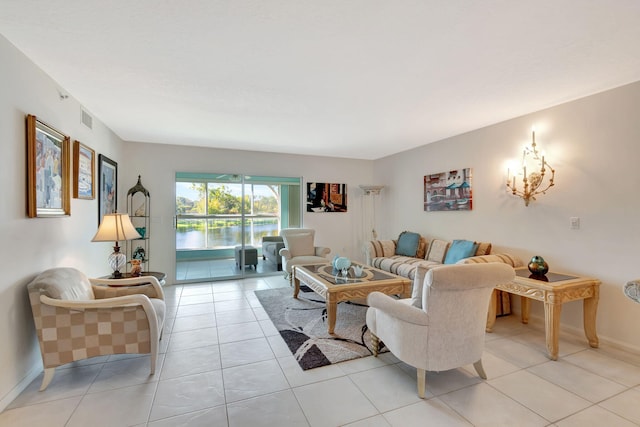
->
[426,239,450,263]
[416,237,429,259]
[396,231,421,257]
[474,242,492,256]
[284,232,314,256]
[409,266,428,308]
[443,239,478,264]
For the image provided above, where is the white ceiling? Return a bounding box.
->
[1,1,640,160]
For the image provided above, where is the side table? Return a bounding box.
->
[486,267,600,360]
[98,271,166,286]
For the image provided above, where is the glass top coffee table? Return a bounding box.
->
[291,263,412,334]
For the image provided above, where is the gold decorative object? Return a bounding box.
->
[130,259,142,276]
[506,128,555,206]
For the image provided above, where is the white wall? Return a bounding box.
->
[0,35,125,408]
[120,143,374,283]
[374,81,640,352]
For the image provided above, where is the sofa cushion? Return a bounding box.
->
[444,240,478,264]
[372,256,441,280]
[369,239,397,258]
[426,239,450,263]
[396,231,421,257]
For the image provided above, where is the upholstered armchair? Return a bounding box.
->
[27,267,165,391]
[279,228,331,283]
[366,263,515,398]
[262,235,285,271]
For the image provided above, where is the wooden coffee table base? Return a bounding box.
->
[292,264,412,334]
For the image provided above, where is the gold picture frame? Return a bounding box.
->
[73,140,95,199]
[26,114,71,218]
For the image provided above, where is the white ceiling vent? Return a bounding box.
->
[81,107,93,130]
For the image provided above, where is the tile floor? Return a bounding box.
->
[176,258,281,282]
[2,275,640,427]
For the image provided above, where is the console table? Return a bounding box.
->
[486,267,600,360]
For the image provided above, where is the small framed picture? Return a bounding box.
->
[26,114,71,218]
[98,154,117,224]
[73,141,95,199]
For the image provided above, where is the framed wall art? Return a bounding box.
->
[73,140,95,199]
[424,168,473,211]
[98,154,117,224]
[307,182,347,212]
[26,114,71,218]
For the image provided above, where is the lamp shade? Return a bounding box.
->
[92,213,141,242]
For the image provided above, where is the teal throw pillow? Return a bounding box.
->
[396,231,421,257]
[443,240,478,264]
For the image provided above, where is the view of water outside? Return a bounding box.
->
[176,218,279,249]
[176,181,280,250]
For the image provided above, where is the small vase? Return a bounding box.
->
[352,265,364,277]
[528,255,549,276]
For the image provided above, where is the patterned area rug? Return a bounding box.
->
[254,285,387,370]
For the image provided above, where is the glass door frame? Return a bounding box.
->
[174,173,301,283]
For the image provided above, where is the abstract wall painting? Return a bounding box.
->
[307,182,347,212]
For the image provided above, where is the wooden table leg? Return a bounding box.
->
[293,268,300,299]
[486,289,497,332]
[327,293,337,334]
[521,296,530,324]
[583,288,600,348]
[544,302,562,360]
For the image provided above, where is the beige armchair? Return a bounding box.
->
[279,228,331,283]
[27,267,165,391]
[366,263,515,398]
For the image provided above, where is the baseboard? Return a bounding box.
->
[517,311,640,356]
[0,365,41,413]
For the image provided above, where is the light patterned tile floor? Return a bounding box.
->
[2,275,639,427]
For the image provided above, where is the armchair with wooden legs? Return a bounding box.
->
[366,263,515,398]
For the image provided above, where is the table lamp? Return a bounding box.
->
[92,213,141,278]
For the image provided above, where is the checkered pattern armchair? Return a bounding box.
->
[27,267,166,391]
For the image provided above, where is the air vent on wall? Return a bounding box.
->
[81,107,93,130]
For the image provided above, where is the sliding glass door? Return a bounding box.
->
[175,173,301,282]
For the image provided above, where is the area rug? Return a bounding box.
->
[254,285,387,370]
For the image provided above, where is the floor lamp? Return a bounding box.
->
[359,185,384,240]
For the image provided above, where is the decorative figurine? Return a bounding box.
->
[130,259,142,277]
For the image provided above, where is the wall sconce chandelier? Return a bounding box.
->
[507,128,555,206]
